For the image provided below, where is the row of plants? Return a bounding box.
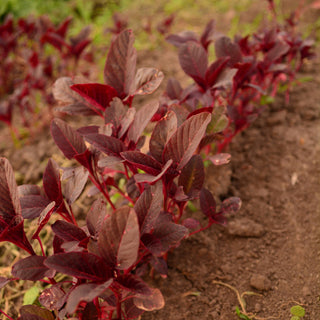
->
[0,14,93,139]
[0,2,316,319]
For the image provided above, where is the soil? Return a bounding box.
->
[142,63,320,319]
[1,2,320,320]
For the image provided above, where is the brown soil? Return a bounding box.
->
[142,63,320,320]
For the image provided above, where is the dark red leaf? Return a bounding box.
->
[98,206,139,270]
[166,78,183,100]
[12,255,55,281]
[63,166,89,204]
[134,159,173,184]
[118,108,136,138]
[39,285,66,310]
[65,280,113,314]
[86,199,107,238]
[127,101,159,144]
[117,274,152,295]
[132,68,164,96]
[205,57,230,87]
[51,119,87,160]
[44,252,112,281]
[55,16,72,38]
[0,277,10,289]
[200,188,216,218]
[20,195,51,219]
[134,181,163,234]
[178,155,204,198]
[265,41,290,62]
[162,112,211,170]
[121,151,162,175]
[0,157,21,223]
[32,202,56,240]
[104,97,127,133]
[200,19,216,50]
[104,29,137,98]
[85,133,125,157]
[82,302,99,320]
[220,197,242,215]
[149,110,177,163]
[18,185,41,197]
[70,83,118,111]
[212,68,237,89]
[124,299,145,319]
[43,159,62,204]
[178,41,208,88]
[51,220,87,242]
[19,305,55,320]
[215,36,242,67]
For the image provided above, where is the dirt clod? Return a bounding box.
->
[250,274,272,291]
[227,218,265,237]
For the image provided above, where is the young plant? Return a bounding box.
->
[0,29,240,320]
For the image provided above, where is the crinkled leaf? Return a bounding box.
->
[132,68,164,96]
[178,41,208,88]
[63,166,89,204]
[98,206,139,270]
[133,288,165,311]
[178,155,204,198]
[215,36,242,67]
[149,110,177,163]
[163,112,211,170]
[70,83,118,111]
[127,101,159,144]
[20,195,51,219]
[200,188,216,218]
[39,285,66,310]
[86,199,107,238]
[209,153,231,166]
[19,305,55,320]
[44,252,112,281]
[104,29,137,98]
[134,181,163,235]
[51,119,87,160]
[85,133,125,157]
[65,280,113,314]
[121,151,162,175]
[51,220,87,242]
[12,255,55,281]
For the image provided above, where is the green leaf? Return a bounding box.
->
[290,305,305,317]
[23,286,40,305]
[290,316,301,320]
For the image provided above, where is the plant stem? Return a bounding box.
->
[0,309,15,320]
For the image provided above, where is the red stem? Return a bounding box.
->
[0,309,15,320]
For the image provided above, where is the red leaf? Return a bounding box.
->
[70,83,118,111]
[44,252,112,281]
[200,188,216,218]
[121,151,162,175]
[178,155,204,198]
[12,255,55,281]
[215,36,242,67]
[178,41,208,88]
[149,110,177,163]
[65,280,113,314]
[0,157,21,223]
[200,19,216,50]
[85,133,125,157]
[51,220,87,242]
[20,195,51,219]
[51,119,87,160]
[163,112,211,170]
[134,181,163,234]
[43,159,62,204]
[39,285,66,311]
[265,41,290,62]
[205,57,230,87]
[220,197,242,215]
[86,199,107,238]
[132,68,164,96]
[98,206,139,270]
[117,274,152,295]
[166,78,183,100]
[104,29,137,98]
[209,153,231,165]
[133,288,165,311]
[166,31,198,47]
[127,101,159,144]
[19,305,55,320]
